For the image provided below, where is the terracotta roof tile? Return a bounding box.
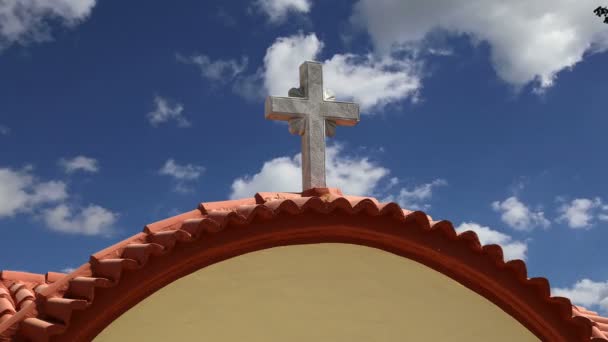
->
[574,306,608,340]
[0,298,15,317]
[0,271,67,341]
[0,188,606,341]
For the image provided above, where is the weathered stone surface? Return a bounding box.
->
[264,61,360,190]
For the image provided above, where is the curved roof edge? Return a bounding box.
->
[0,188,606,341]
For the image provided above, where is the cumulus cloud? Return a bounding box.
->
[229,142,446,212]
[230,155,300,198]
[159,159,204,180]
[557,197,607,229]
[325,145,389,195]
[147,96,190,128]
[228,33,420,112]
[0,167,67,217]
[255,32,421,112]
[323,54,421,110]
[176,53,248,82]
[230,143,389,199]
[0,166,118,235]
[254,0,311,23]
[159,159,205,193]
[382,179,446,210]
[455,222,528,261]
[59,156,99,174]
[352,0,608,91]
[263,33,322,97]
[599,207,608,222]
[42,204,117,236]
[232,69,266,101]
[28,180,68,205]
[552,279,608,313]
[492,196,550,231]
[0,0,96,50]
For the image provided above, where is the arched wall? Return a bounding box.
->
[50,212,587,341]
[94,243,538,341]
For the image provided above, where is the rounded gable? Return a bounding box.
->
[1,189,605,341]
[96,243,539,341]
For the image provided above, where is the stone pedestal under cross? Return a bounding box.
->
[264,61,360,191]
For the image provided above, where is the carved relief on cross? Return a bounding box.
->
[264,61,360,191]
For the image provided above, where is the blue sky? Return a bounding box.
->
[1,0,608,312]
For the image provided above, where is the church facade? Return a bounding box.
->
[1,188,607,341]
[2,62,607,341]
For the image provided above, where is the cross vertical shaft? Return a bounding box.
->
[302,111,326,189]
[299,62,325,189]
[264,61,360,191]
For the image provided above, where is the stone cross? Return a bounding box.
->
[265,61,360,190]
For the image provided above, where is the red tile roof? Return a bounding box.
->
[0,188,606,341]
[574,306,608,340]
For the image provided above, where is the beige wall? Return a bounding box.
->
[96,243,538,342]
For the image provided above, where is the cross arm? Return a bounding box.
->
[321,101,360,126]
[264,96,311,121]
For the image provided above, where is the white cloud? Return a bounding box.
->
[382,179,446,210]
[29,180,68,205]
[599,205,608,222]
[263,33,322,97]
[0,0,96,50]
[0,125,9,135]
[0,167,67,217]
[229,142,447,211]
[427,47,452,56]
[0,166,118,236]
[492,196,550,231]
[557,197,606,229]
[159,159,204,180]
[60,267,76,273]
[159,159,205,193]
[230,155,300,198]
[325,144,389,195]
[455,222,527,261]
[42,204,117,236]
[232,69,266,101]
[552,279,608,313]
[352,0,608,91]
[322,53,421,111]
[257,33,421,112]
[147,96,190,128]
[230,143,389,199]
[254,0,311,23]
[176,53,248,82]
[59,155,99,174]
